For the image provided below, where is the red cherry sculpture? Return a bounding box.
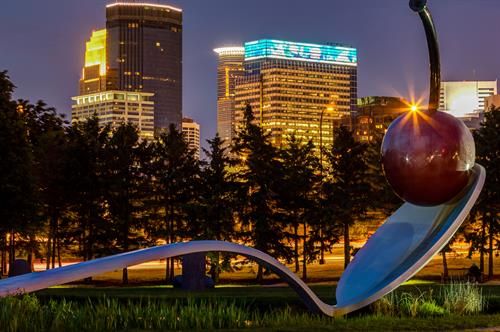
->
[381,110,475,206]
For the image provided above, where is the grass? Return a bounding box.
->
[371,283,485,317]
[1,294,500,332]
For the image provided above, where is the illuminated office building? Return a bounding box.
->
[76,2,182,132]
[214,47,245,146]
[72,91,155,141]
[439,81,497,129]
[234,39,357,147]
[354,96,408,142]
[106,2,183,130]
[485,94,500,111]
[440,81,497,117]
[80,29,107,94]
[182,117,201,160]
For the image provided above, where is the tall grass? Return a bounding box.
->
[0,283,491,331]
[372,282,485,317]
[441,282,484,314]
[0,295,257,331]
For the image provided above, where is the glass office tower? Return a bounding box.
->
[214,47,245,146]
[106,2,183,130]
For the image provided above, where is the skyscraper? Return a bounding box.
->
[106,2,183,130]
[213,47,245,146]
[80,29,107,94]
[182,117,201,160]
[234,39,357,148]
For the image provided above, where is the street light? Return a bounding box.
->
[318,104,335,265]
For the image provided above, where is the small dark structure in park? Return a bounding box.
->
[8,259,32,277]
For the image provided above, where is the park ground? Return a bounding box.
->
[7,243,500,331]
[29,243,498,286]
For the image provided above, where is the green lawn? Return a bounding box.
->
[2,292,500,331]
[34,283,500,314]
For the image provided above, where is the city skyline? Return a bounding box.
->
[1,0,500,150]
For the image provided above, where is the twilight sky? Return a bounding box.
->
[1,0,499,147]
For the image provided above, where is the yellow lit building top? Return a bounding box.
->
[84,29,107,77]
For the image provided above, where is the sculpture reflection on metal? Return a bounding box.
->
[0,0,486,317]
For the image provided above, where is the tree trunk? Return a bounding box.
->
[165,258,170,284]
[210,252,220,284]
[344,222,350,269]
[9,230,15,269]
[1,234,7,276]
[256,264,264,283]
[27,250,34,272]
[319,227,325,265]
[302,222,307,282]
[57,238,62,267]
[84,220,93,284]
[122,268,129,285]
[294,224,299,273]
[480,216,486,280]
[442,251,449,282]
[170,258,175,281]
[51,229,56,269]
[45,233,51,270]
[488,217,494,280]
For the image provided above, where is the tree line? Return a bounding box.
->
[0,71,498,284]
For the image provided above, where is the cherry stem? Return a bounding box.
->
[410,1,441,113]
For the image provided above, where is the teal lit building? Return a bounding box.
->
[234,39,357,147]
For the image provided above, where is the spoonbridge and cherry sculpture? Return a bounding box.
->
[0,0,485,316]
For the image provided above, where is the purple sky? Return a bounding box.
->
[1,0,499,147]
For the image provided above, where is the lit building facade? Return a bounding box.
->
[439,81,497,118]
[80,29,107,94]
[354,96,408,142]
[234,39,357,148]
[214,47,245,146]
[106,2,183,131]
[71,91,155,140]
[485,95,500,111]
[182,117,201,160]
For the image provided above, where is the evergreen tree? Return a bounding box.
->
[365,130,401,217]
[467,107,500,279]
[104,123,148,284]
[278,135,320,281]
[65,116,111,270]
[324,126,370,269]
[146,124,200,282]
[186,133,237,283]
[233,105,291,282]
[22,100,69,270]
[0,71,36,273]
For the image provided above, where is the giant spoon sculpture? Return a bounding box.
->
[0,0,485,316]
